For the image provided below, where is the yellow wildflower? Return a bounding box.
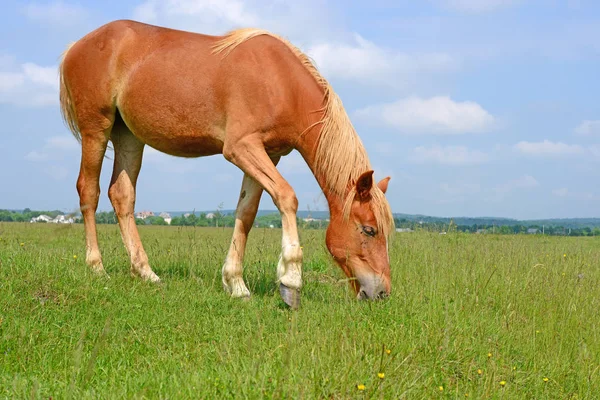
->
[439,386,444,392]
[543,377,549,382]
[73,255,77,260]
[378,372,385,379]
[386,349,391,355]
[357,384,365,391]
[477,369,483,375]
[500,381,506,386]
[20,242,24,246]
[487,352,492,358]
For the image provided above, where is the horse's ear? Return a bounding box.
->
[356,170,374,201]
[378,177,391,194]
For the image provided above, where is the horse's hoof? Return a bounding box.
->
[90,265,110,279]
[279,283,300,310]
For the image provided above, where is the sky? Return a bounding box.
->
[0,0,599,219]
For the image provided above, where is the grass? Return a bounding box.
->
[0,222,599,398]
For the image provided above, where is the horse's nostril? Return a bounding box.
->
[377,290,389,299]
[358,290,368,300]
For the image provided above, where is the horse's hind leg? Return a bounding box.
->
[108,119,160,282]
[77,126,110,275]
[223,158,279,298]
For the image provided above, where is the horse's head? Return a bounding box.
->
[326,171,393,300]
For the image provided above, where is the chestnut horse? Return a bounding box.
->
[59,20,394,308]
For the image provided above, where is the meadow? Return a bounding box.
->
[0,222,599,399]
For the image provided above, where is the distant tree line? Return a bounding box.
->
[2,208,599,236]
[394,218,600,237]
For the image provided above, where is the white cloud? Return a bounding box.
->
[410,145,489,165]
[132,0,258,34]
[574,120,600,136]
[0,56,58,107]
[494,175,539,194]
[436,0,521,13]
[25,135,78,162]
[22,1,88,25]
[440,182,481,195]
[513,140,584,156]
[308,34,457,87]
[552,188,569,197]
[277,151,309,175]
[551,187,599,201]
[356,96,494,134]
[143,147,197,174]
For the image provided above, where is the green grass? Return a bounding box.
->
[0,223,599,399]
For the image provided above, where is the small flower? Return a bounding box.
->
[536,330,540,334]
[386,349,391,355]
[73,255,77,260]
[477,369,483,375]
[465,394,469,398]
[439,386,444,392]
[513,366,517,371]
[487,352,492,358]
[20,242,24,246]
[378,372,385,379]
[543,377,549,382]
[357,384,365,391]
[500,381,506,386]
[563,254,567,258]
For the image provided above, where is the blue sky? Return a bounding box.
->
[0,0,599,219]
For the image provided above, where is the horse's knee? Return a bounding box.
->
[277,189,298,214]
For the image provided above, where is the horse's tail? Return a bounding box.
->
[59,42,81,143]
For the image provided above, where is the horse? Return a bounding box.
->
[59,20,394,309]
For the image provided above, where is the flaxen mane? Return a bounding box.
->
[213,29,394,237]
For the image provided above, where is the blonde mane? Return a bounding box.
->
[213,29,394,237]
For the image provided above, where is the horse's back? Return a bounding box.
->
[62,20,322,158]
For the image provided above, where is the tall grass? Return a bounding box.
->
[0,223,599,398]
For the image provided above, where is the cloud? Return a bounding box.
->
[143,147,197,174]
[277,151,309,175]
[574,120,600,136]
[0,56,58,107]
[132,0,258,34]
[410,145,489,165]
[22,1,88,25]
[551,187,599,201]
[513,140,584,156]
[307,34,458,87]
[356,96,494,134]
[552,188,569,197]
[435,0,521,13]
[440,182,481,195]
[25,135,78,162]
[494,175,539,194]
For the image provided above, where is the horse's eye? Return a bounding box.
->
[362,226,376,237]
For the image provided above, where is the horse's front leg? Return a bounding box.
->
[224,141,302,309]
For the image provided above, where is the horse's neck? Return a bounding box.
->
[295,126,349,219]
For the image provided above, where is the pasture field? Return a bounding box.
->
[0,223,599,399]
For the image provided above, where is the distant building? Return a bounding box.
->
[30,214,74,224]
[159,212,172,225]
[30,215,52,223]
[206,213,215,219]
[135,211,154,220]
[527,228,539,234]
[396,228,413,233]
